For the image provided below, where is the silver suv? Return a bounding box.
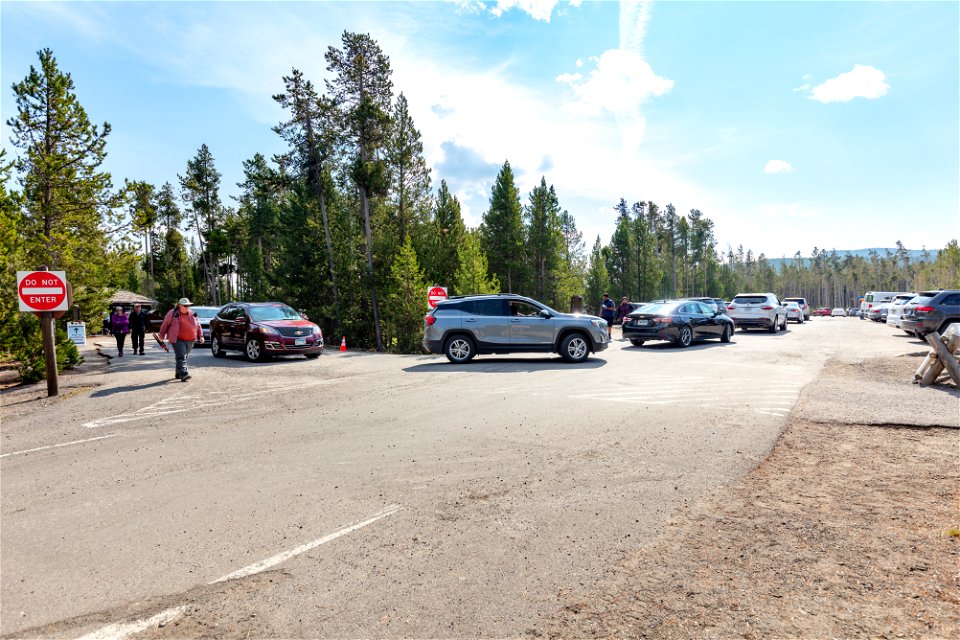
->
[423,294,609,363]
[727,293,787,332]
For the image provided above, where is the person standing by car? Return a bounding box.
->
[129,303,149,355]
[109,307,129,357]
[158,297,203,381]
[616,297,632,327]
[600,293,616,338]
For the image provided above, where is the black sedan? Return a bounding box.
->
[622,300,734,347]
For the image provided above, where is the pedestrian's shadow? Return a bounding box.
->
[91,379,172,398]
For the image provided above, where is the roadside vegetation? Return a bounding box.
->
[2,38,959,379]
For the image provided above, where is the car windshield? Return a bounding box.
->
[193,307,219,319]
[632,302,679,315]
[248,304,302,321]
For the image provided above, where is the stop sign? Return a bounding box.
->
[18,271,68,312]
[427,286,448,309]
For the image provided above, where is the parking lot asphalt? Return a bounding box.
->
[0,317,952,637]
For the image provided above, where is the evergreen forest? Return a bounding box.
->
[3,40,959,381]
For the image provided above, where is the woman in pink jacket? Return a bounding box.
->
[158,297,204,381]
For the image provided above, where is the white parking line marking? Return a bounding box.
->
[0,434,120,459]
[75,605,186,640]
[75,504,400,640]
[83,380,339,428]
[211,504,401,583]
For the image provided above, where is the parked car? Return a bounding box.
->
[783,297,811,320]
[422,293,609,364]
[209,302,324,361]
[859,291,906,318]
[831,308,847,317]
[899,290,960,339]
[885,294,917,329]
[812,307,832,317]
[622,300,734,347]
[726,293,786,332]
[784,301,804,324]
[681,297,725,315]
[191,305,221,345]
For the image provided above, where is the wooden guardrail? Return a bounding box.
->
[914,328,960,386]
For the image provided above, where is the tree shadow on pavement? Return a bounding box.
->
[91,379,173,397]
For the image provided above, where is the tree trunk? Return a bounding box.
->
[319,195,341,336]
[361,187,383,351]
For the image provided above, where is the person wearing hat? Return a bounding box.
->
[129,303,149,355]
[599,293,616,338]
[109,306,129,357]
[157,298,204,381]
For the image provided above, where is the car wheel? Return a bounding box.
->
[245,337,265,362]
[444,334,475,363]
[769,317,778,333]
[780,316,788,331]
[560,332,590,363]
[211,334,225,358]
[798,316,804,324]
[740,325,750,332]
[630,339,645,347]
[720,325,731,343]
[677,325,693,348]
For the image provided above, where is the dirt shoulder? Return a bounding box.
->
[545,354,959,638]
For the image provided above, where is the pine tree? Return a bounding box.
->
[236,153,282,301]
[6,48,126,321]
[481,161,525,293]
[585,236,611,315]
[454,230,500,295]
[326,32,394,351]
[385,93,432,253]
[126,180,158,301]
[274,69,342,333]
[179,144,224,304]
[525,177,563,304]
[427,179,466,289]
[383,236,427,353]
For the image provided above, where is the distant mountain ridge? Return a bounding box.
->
[767,248,929,271]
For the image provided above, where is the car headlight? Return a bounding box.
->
[590,319,606,328]
[259,325,280,336]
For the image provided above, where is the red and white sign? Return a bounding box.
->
[18,271,68,312]
[427,286,448,309]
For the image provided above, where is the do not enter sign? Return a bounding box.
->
[18,271,69,312]
[427,286,448,309]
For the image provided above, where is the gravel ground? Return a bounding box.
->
[544,354,959,638]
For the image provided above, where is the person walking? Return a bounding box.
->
[158,297,203,381]
[109,307,129,357]
[599,293,616,338]
[616,296,632,338]
[129,303,149,355]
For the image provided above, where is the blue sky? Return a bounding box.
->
[2,0,957,258]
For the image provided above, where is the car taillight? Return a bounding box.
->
[727,305,735,310]
[761,305,774,310]
[652,316,670,324]
[425,315,436,326]
[915,306,935,313]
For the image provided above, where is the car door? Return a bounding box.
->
[214,305,238,346]
[679,302,710,339]
[695,302,723,336]
[469,299,511,347]
[508,299,555,346]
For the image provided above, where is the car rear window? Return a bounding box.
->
[732,296,768,304]
[632,302,679,315]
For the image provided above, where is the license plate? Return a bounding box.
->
[295,338,306,346]
[633,319,650,326]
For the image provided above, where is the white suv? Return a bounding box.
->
[727,293,786,332]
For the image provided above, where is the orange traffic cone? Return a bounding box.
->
[339,336,347,352]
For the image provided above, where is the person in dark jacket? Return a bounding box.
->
[109,307,130,357]
[129,303,149,355]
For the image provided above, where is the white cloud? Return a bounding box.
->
[555,72,582,84]
[764,159,793,174]
[558,49,674,117]
[808,64,890,103]
[489,0,560,22]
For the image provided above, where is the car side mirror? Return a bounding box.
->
[539,309,553,319]
[236,315,247,323]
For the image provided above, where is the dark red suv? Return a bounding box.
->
[209,302,324,361]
